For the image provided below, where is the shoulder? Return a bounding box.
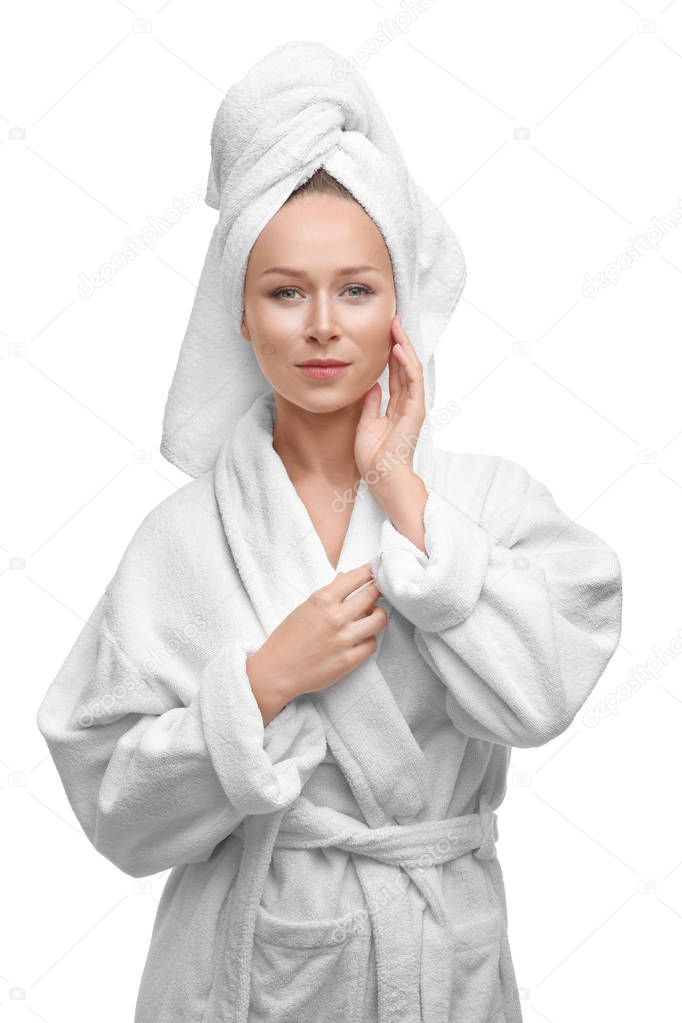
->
[430,446,539,507]
[429,446,550,541]
[106,469,228,599]
[122,470,222,552]
[101,468,236,674]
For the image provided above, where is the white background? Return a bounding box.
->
[3,1,680,1020]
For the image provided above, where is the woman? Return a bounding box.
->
[36,41,622,1023]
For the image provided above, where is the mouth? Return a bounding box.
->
[296,359,350,381]
[296,359,350,367]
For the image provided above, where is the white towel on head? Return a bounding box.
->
[160,38,466,478]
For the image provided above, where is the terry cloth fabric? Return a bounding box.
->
[36,38,623,1023]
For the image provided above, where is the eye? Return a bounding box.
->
[269,284,373,301]
[270,287,300,300]
[344,284,373,298]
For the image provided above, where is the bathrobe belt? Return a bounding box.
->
[212,795,500,1023]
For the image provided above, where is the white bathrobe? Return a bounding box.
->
[36,387,622,1022]
[36,39,623,1023]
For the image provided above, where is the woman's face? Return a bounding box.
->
[240,192,396,413]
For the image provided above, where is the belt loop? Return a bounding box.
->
[473,797,498,861]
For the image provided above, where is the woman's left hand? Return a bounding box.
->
[354,314,426,491]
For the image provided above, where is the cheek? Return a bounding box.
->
[252,300,283,330]
[249,307,299,370]
[355,303,393,342]
[345,298,392,337]
[352,334,392,382]
[249,303,295,348]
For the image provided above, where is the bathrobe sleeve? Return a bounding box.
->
[371,454,622,748]
[36,505,327,879]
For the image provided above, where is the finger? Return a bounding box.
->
[395,344,407,396]
[389,317,410,406]
[358,381,381,428]
[347,604,388,644]
[386,341,399,418]
[395,319,424,378]
[342,581,383,619]
[395,315,416,352]
[329,563,375,598]
[395,342,418,399]
[394,330,419,377]
[394,338,424,409]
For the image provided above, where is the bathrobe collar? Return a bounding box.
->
[214,389,429,825]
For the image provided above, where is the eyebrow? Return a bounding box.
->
[261,265,382,278]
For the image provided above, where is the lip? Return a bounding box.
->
[296,359,350,367]
[297,363,350,380]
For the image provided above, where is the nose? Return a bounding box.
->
[304,294,341,345]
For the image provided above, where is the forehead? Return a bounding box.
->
[247,193,393,274]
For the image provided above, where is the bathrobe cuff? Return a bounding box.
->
[370,488,493,633]
[200,641,327,816]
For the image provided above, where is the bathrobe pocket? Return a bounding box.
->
[249,903,373,1023]
[446,902,505,1021]
[438,853,506,1021]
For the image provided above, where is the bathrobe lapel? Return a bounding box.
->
[213,390,427,826]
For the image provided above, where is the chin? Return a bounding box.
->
[296,390,353,414]
[270,382,360,415]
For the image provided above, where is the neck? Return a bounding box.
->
[271,390,362,486]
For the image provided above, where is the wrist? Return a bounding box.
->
[371,468,425,518]
[371,470,429,553]
[246,648,295,727]
[368,465,417,504]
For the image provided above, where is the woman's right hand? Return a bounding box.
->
[246,563,388,725]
